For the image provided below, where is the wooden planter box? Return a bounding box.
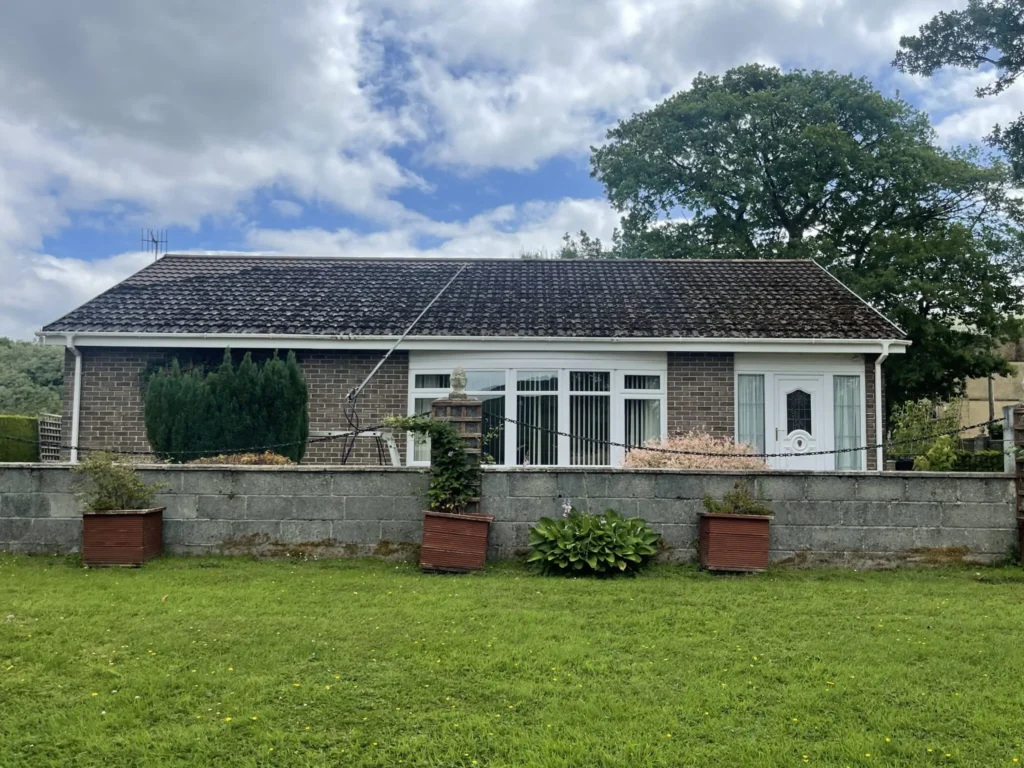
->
[699,513,771,573]
[82,508,164,567]
[420,511,494,573]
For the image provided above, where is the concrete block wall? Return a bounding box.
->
[0,465,1017,567]
[60,347,408,465]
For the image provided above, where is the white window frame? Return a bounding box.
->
[733,354,867,471]
[407,352,667,467]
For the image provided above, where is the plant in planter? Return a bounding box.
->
[385,413,491,573]
[527,507,660,576]
[699,481,773,573]
[74,452,166,567]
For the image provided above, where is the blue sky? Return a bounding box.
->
[1,0,1018,338]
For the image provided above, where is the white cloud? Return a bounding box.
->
[246,197,620,258]
[0,0,1008,340]
[269,200,304,218]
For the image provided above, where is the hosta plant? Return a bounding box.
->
[527,508,660,576]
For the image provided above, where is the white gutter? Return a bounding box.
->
[875,341,891,473]
[66,335,83,464]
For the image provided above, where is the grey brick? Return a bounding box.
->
[180,470,240,496]
[886,502,943,527]
[576,498,640,517]
[228,520,282,540]
[197,494,246,520]
[754,475,806,501]
[331,472,424,497]
[508,472,558,497]
[36,469,76,494]
[0,518,34,543]
[957,478,1015,504]
[331,520,382,544]
[164,520,233,547]
[140,469,183,494]
[0,468,40,493]
[556,471,609,500]
[46,493,80,518]
[640,498,702,524]
[481,471,509,498]
[28,518,79,548]
[292,495,346,520]
[940,503,1015,530]
[239,471,333,497]
[506,496,558,523]
[854,477,906,502]
[246,496,295,520]
[380,520,422,544]
[805,476,857,501]
[153,493,198,520]
[2,494,50,518]
[280,520,332,542]
[605,474,658,499]
[772,501,840,526]
[905,478,958,503]
[345,496,421,521]
[654,473,708,500]
[649,523,698,549]
[489,522,531,550]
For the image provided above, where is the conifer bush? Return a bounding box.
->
[144,350,309,463]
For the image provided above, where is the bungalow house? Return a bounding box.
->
[37,254,907,471]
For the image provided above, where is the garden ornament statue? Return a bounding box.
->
[450,367,468,400]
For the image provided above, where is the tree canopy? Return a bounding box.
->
[0,338,63,416]
[895,0,1024,180]
[572,64,1024,407]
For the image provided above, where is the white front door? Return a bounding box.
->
[774,375,827,471]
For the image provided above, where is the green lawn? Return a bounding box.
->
[2,557,1023,767]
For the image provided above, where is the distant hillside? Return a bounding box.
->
[0,338,63,415]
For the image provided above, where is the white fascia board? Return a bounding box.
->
[35,331,910,355]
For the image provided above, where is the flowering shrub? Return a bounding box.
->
[527,508,660,575]
[621,431,767,470]
[188,451,294,466]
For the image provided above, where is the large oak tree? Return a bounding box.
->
[578,64,1024,407]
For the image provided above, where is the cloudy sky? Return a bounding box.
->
[1,0,1018,339]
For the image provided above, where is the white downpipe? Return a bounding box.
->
[874,341,891,472]
[67,336,83,464]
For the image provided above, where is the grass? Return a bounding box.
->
[2,557,1024,767]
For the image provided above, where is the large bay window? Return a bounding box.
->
[408,363,666,467]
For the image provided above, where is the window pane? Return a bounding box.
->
[517,395,558,464]
[786,390,812,434]
[570,371,610,392]
[625,399,661,448]
[481,395,506,465]
[517,371,558,392]
[737,374,765,453]
[834,376,863,470]
[624,375,661,391]
[412,397,433,462]
[467,371,505,392]
[570,392,610,465]
[414,374,450,389]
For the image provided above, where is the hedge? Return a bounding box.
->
[951,450,1004,473]
[0,415,39,463]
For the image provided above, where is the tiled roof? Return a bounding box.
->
[41,255,904,340]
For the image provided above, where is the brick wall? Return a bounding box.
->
[61,347,409,465]
[666,352,735,437]
[865,354,884,472]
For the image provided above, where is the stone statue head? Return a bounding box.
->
[450,367,468,399]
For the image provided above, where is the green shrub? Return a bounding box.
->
[0,415,39,463]
[73,452,165,512]
[889,399,961,460]
[913,434,957,471]
[952,450,1005,473]
[144,350,309,463]
[702,481,774,516]
[526,509,660,576]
